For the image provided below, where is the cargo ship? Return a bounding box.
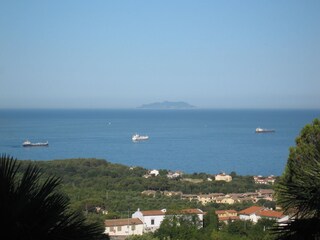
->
[22,140,49,147]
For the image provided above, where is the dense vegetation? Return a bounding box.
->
[126,216,276,240]
[17,158,272,216]
[11,156,275,239]
[275,118,320,239]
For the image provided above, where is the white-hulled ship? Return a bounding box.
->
[132,134,149,141]
[255,128,275,133]
[22,140,49,147]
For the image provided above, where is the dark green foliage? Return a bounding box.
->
[15,157,267,217]
[217,219,275,240]
[201,209,219,239]
[0,154,108,240]
[275,118,320,239]
[126,233,159,240]
[211,230,248,240]
[19,158,268,195]
[257,199,276,210]
[224,220,252,236]
[248,219,276,240]
[5,155,277,239]
[203,209,219,230]
[154,215,201,240]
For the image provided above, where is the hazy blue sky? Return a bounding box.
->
[1,0,319,109]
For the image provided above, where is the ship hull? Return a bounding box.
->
[23,142,49,147]
[255,130,275,133]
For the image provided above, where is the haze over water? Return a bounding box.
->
[1,109,319,176]
[1,1,320,110]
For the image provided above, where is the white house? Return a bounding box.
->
[239,206,265,222]
[132,208,166,232]
[132,208,204,233]
[256,209,289,223]
[239,206,288,224]
[104,218,144,238]
[150,169,159,176]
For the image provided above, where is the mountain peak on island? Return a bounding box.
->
[138,101,195,109]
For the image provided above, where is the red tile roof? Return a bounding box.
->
[141,208,203,216]
[215,210,237,214]
[239,206,264,215]
[238,206,285,219]
[257,210,284,218]
[141,210,166,216]
[105,218,143,227]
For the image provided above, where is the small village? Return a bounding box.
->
[142,170,276,205]
[104,170,281,239]
[105,205,288,239]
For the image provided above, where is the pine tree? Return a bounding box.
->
[274,119,320,240]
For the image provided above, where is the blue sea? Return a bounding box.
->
[0,109,319,176]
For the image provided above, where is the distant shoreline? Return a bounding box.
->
[138,101,196,110]
[1,108,320,111]
[17,157,280,177]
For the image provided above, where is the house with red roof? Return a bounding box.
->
[256,209,289,223]
[131,208,204,232]
[239,206,289,223]
[132,208,167,232]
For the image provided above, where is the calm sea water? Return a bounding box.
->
[0,109,319,176]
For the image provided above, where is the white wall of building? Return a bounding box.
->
[105,224,144,237]
[143,215,165,232]
[132,208,204,232]
[239,214,259,223]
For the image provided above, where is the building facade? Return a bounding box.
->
[104,218,144,239]
[131,208,204,233]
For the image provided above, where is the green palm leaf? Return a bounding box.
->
[0,154,109,240]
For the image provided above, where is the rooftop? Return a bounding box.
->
[141,210,166,216]
[238,206,264,215]
[257,210,285,218]
[105,218,143,227]
[215,210,237,214]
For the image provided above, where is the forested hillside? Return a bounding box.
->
[17,158,273,218]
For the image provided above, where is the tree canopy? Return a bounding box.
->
[275,118,320,239]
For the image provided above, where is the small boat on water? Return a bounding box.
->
[132,134,149,141]
[22,140,49,147]
[255,128,275,133]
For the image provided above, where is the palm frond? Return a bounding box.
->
[0,154,108,240]
[273,218,320,240]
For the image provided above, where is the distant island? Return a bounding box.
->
[138,101,195,109]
